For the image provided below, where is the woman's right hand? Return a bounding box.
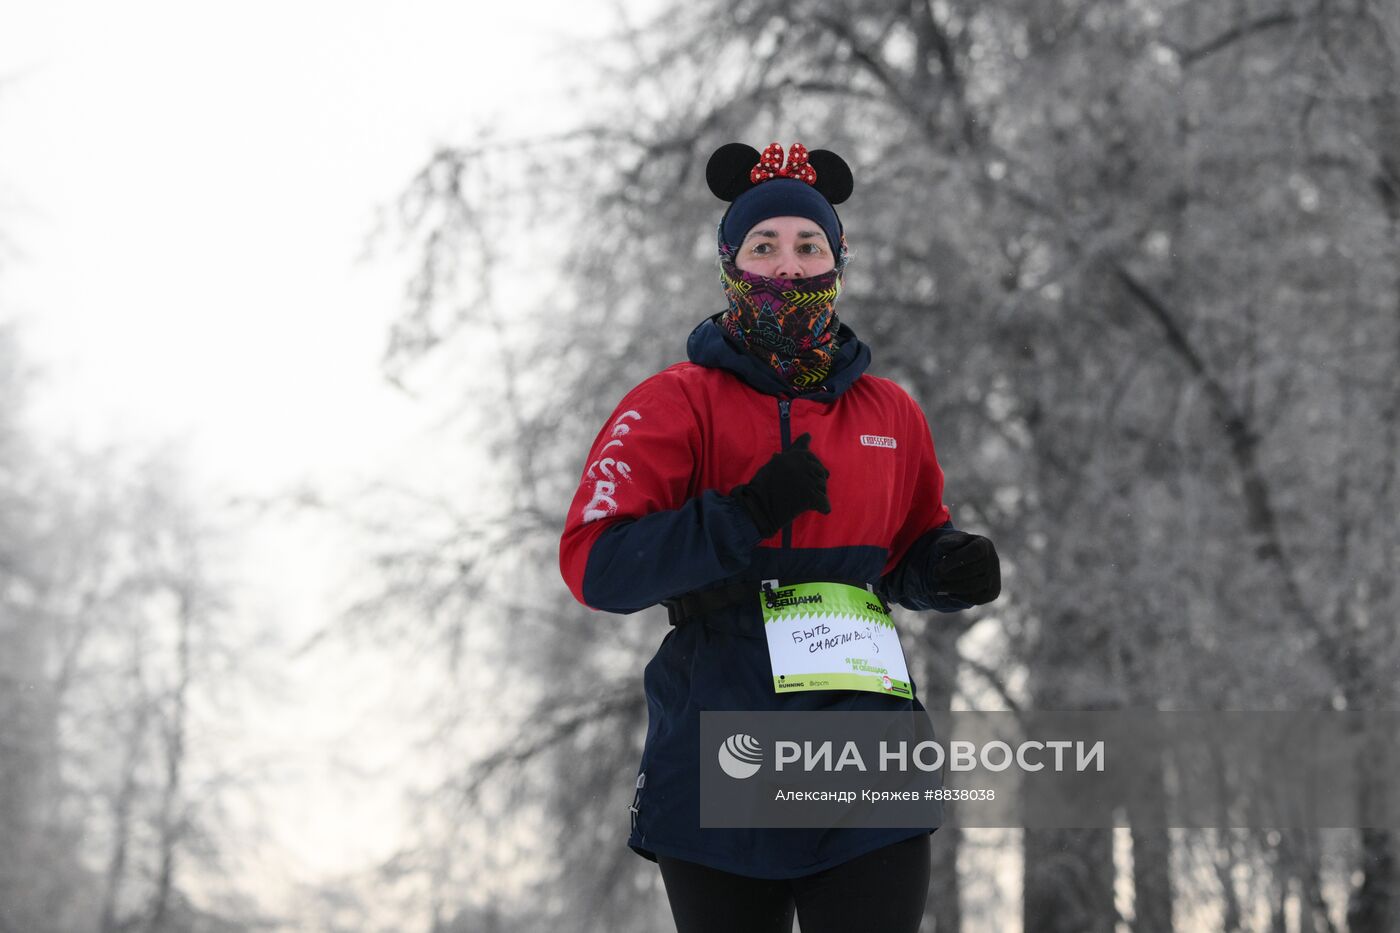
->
[728,432,831,538]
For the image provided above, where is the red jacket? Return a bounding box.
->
[561,328,955,611]
[559,311,969,878]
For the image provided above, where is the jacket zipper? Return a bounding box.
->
[778,397,792,549]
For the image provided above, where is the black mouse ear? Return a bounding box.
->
[807,149,853,204]
[706,143,761,201]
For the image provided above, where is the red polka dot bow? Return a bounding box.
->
[749,142,818,185]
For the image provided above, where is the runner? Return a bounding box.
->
[559,140,1001,933]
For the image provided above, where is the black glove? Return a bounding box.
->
[926,531,1000,605]
[729,432,831,538]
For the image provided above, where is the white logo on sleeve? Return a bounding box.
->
[582,410,640,523]
[860,434,897,449]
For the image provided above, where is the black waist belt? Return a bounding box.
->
[661,578,886,627]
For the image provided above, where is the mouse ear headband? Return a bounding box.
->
[705,142,854,204]
[707,141,853,256]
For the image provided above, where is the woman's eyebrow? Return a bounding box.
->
[745,229,824,239]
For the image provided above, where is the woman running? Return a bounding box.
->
[560,140,1001,933]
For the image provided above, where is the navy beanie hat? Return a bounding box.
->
[706,142,854,255]
[722,179,842,255]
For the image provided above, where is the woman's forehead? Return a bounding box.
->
[742,216,826,237]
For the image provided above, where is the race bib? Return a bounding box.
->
[761,581,913,698]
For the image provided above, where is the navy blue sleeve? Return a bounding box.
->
[580,490,765,613]
[876,519,975,613]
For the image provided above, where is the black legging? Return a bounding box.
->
[657,831,932,933]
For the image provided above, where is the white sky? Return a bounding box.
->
[0,0,607,474]
[0,0,644,923]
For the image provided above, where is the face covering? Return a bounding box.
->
[717,230,850,393]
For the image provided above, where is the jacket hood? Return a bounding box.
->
[685,311,872,401]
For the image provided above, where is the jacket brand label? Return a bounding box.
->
[860,434,897,449]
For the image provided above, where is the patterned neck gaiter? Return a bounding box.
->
[717,230,850,393]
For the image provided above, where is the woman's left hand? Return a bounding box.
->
[927,532,1001,605]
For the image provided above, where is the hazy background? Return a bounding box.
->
[2,0,1398,931]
